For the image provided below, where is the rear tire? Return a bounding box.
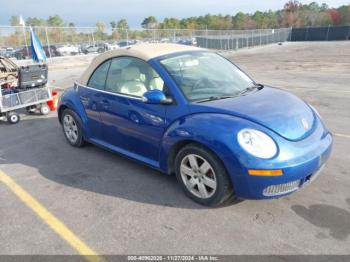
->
[175,143,235,206]
[61,109,85,147]
[7,112,20,124]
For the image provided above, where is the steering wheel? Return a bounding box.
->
[191,78,208,92]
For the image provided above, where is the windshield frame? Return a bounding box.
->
[157,50,257,103]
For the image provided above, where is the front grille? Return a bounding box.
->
[262,180,300,196]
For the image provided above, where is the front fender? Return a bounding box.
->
[159,112,333,199]
[57,86,89,138]
[159,113,248,179]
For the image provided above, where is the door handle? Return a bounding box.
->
[101,99,110,107]
[80,95,89,103]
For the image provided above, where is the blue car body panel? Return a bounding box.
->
[58,52,333,200]
[188,87,317,141]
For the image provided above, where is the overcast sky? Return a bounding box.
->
[2,0,349,27]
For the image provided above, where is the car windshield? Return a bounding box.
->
[160,52,256,102]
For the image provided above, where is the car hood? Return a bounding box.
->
[189,86,316,141]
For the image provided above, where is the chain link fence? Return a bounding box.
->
[196,28,292,49]
[0,26,292,62]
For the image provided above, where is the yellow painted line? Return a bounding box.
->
[0,170,104,262]
[334,133,350,139]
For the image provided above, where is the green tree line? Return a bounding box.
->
[2,1,349,48]
[146,1,350,29]
[8,1,350,30]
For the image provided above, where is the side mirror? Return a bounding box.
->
[142,90,173,105]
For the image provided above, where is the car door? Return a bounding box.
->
[100,56,168,164]
[78,59,111,141]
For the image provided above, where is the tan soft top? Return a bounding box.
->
[79,43,203,85]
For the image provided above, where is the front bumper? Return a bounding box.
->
[223,120,333,199]
[235,145,331,199]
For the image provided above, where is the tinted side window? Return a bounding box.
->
[87,60,111,90]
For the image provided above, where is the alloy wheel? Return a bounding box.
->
[180,154,217,199]
[63,114,78,144]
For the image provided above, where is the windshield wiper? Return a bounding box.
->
[238,84,262,96]
[193,84,264,103]
[195,95,236,103]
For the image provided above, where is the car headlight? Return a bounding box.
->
[237,129,277,159]
[309,104,322,119]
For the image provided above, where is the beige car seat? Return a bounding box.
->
[120,67,147,97]
[149,69,164,90]
[149,76,164,90]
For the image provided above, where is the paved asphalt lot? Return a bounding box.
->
[0,42,349,255]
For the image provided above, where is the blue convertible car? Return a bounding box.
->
[58,44,333,206]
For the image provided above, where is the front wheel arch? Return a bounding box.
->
[174,142,237,206]
[167,140,230,177]
[167,140,196,175]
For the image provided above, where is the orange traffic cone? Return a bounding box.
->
[47,90,59,111]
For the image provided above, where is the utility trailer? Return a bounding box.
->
[0,86,52,124]
[1,61,51,124]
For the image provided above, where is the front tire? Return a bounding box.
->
[175,144,235,206]
[61,109,85,147]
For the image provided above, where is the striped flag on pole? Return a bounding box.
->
[30,28,47,62]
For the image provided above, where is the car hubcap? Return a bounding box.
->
[11,115,18,122]
[180,154,217,199]
[63,114,78,143]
